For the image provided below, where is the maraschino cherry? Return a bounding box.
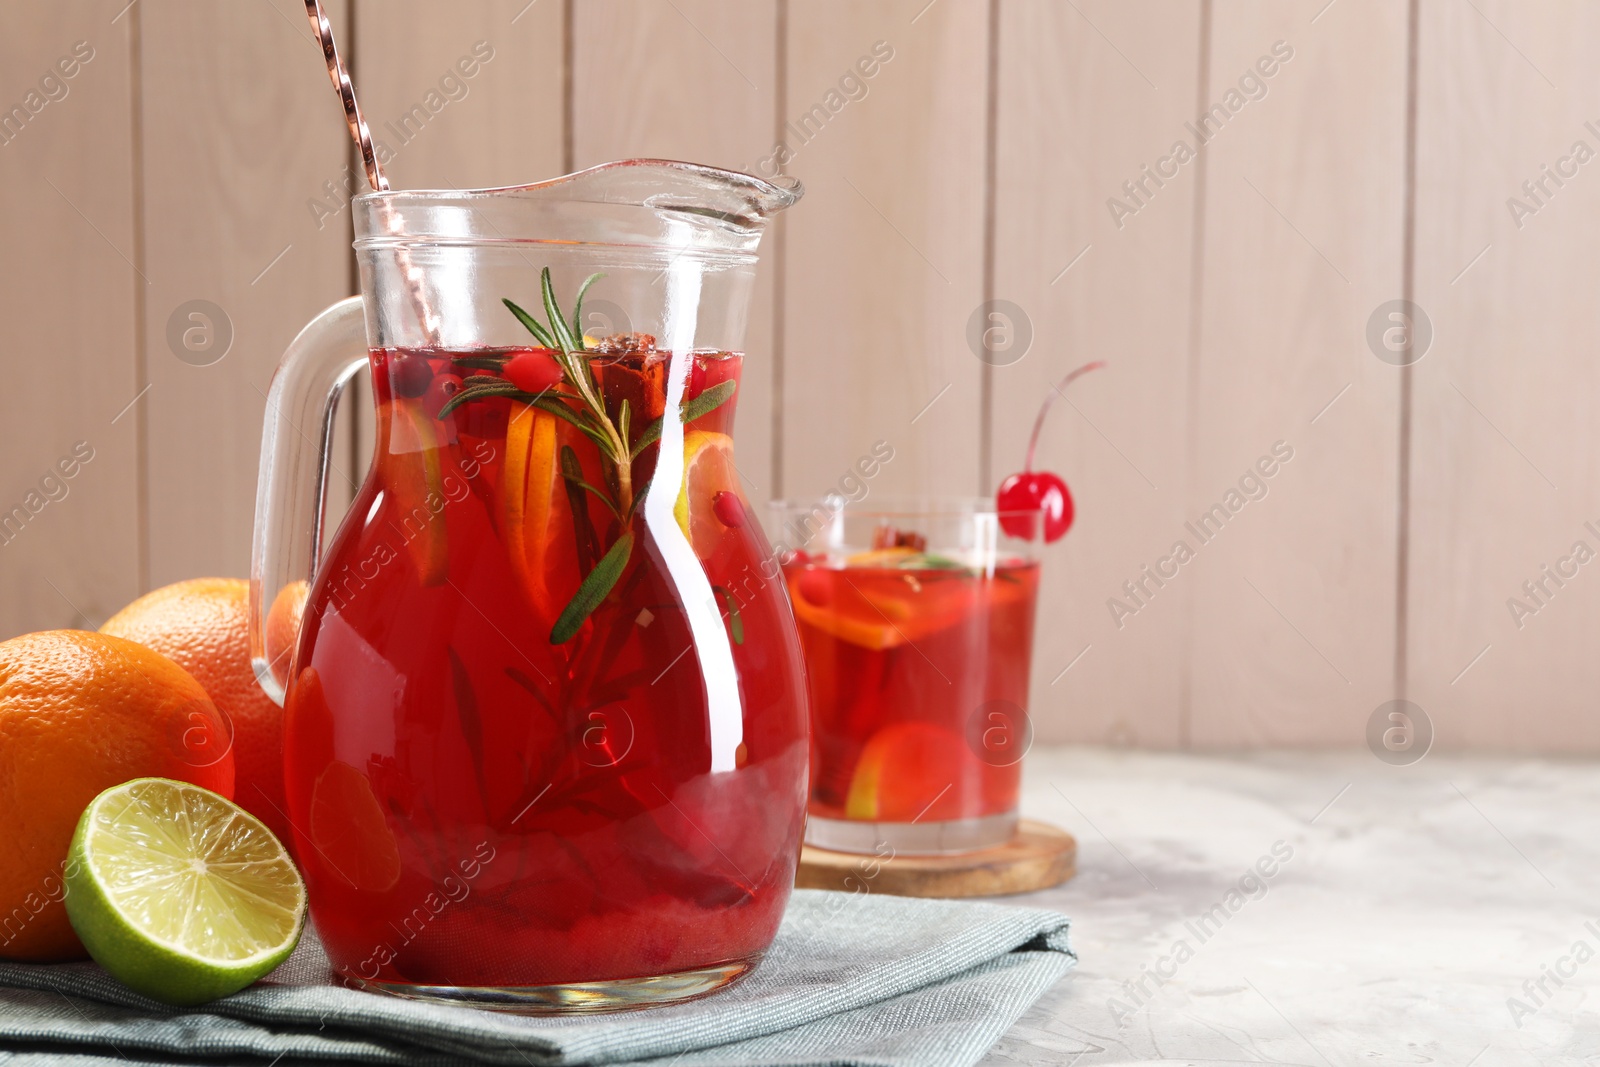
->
[995,361,1105,542]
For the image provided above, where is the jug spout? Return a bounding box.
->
[530,158,802,229]
[351,160,798,352]
[354,159,801,256]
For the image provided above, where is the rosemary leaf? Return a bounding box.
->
[714,586,745,645]
[571,479,622,519]
[561,445,601,574]
[558,444,622,520]
[684,379,737,422]
[436,380,520,419]
[551,531,634,644]
[438,380,586,421]
[530,396,613,451]
[452,354,513,370]
[446,647,491,811]
[541,267,580,354]
[503,665,554,714]
[897,553,965,570]
[683,378,737,424]
[626,475,653,520]
[503,297,556,348]
[570,272,604,343]
[630,379,737,458]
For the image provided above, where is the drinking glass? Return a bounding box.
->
[768,497,1042,855]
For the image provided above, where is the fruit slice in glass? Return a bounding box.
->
[844,721,994,822]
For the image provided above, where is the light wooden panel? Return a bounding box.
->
[1409,0,1600,750]
[138,0,352,586]
[346,0,567,520]
[780,0,989,503]
[570,0,780,508]
[351,0,565,192]
[991,1,1201,746]
[0,1,141,633]
[1186,0,1406,745]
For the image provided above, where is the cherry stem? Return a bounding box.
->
[1023,361,1106,472]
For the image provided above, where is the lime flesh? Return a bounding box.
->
[64,777,306,1006]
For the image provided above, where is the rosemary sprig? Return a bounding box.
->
[505,269,634,514]
[435,269,748,644]
[504,270,644,643]
[551,532,633,644]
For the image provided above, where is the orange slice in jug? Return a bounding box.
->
[500,401,580,621]
[382,398,448,586]
[309,761,401,893]
[674,430,744,556]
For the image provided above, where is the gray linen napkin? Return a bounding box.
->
[0,889,1073,1067]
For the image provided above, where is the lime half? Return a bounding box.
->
[64,778,306,1006]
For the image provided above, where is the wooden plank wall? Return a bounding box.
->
[570,0,781,506]
[1187,0,1407,746]
[0,2,141,630]
[1,0,1596,752]
[138,0,354,586]
[1408,0,1600,751]
[991,1,1201,747]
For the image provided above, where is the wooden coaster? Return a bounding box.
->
[795,819,1076,898]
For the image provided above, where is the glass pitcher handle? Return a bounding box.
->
[249,297,367,706]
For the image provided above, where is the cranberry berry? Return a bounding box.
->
[424,372,463,419]
[504,349,564,395]
[712,491,745,528]
[388,353,432,399]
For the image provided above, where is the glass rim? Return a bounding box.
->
[768,495,1043,522]
[352,159,802,249]
[355,159,801,203]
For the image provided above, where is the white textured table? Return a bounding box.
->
[980,748,1600,1066]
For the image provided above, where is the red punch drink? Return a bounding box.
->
[772,504,1042,855]
[284,336,807,1005]
[252,164,806,1010]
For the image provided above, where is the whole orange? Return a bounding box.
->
[0,630,233,961]
[101,578,294,848]
[263,579,309,691]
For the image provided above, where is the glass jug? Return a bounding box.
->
[249,161,808,1011]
